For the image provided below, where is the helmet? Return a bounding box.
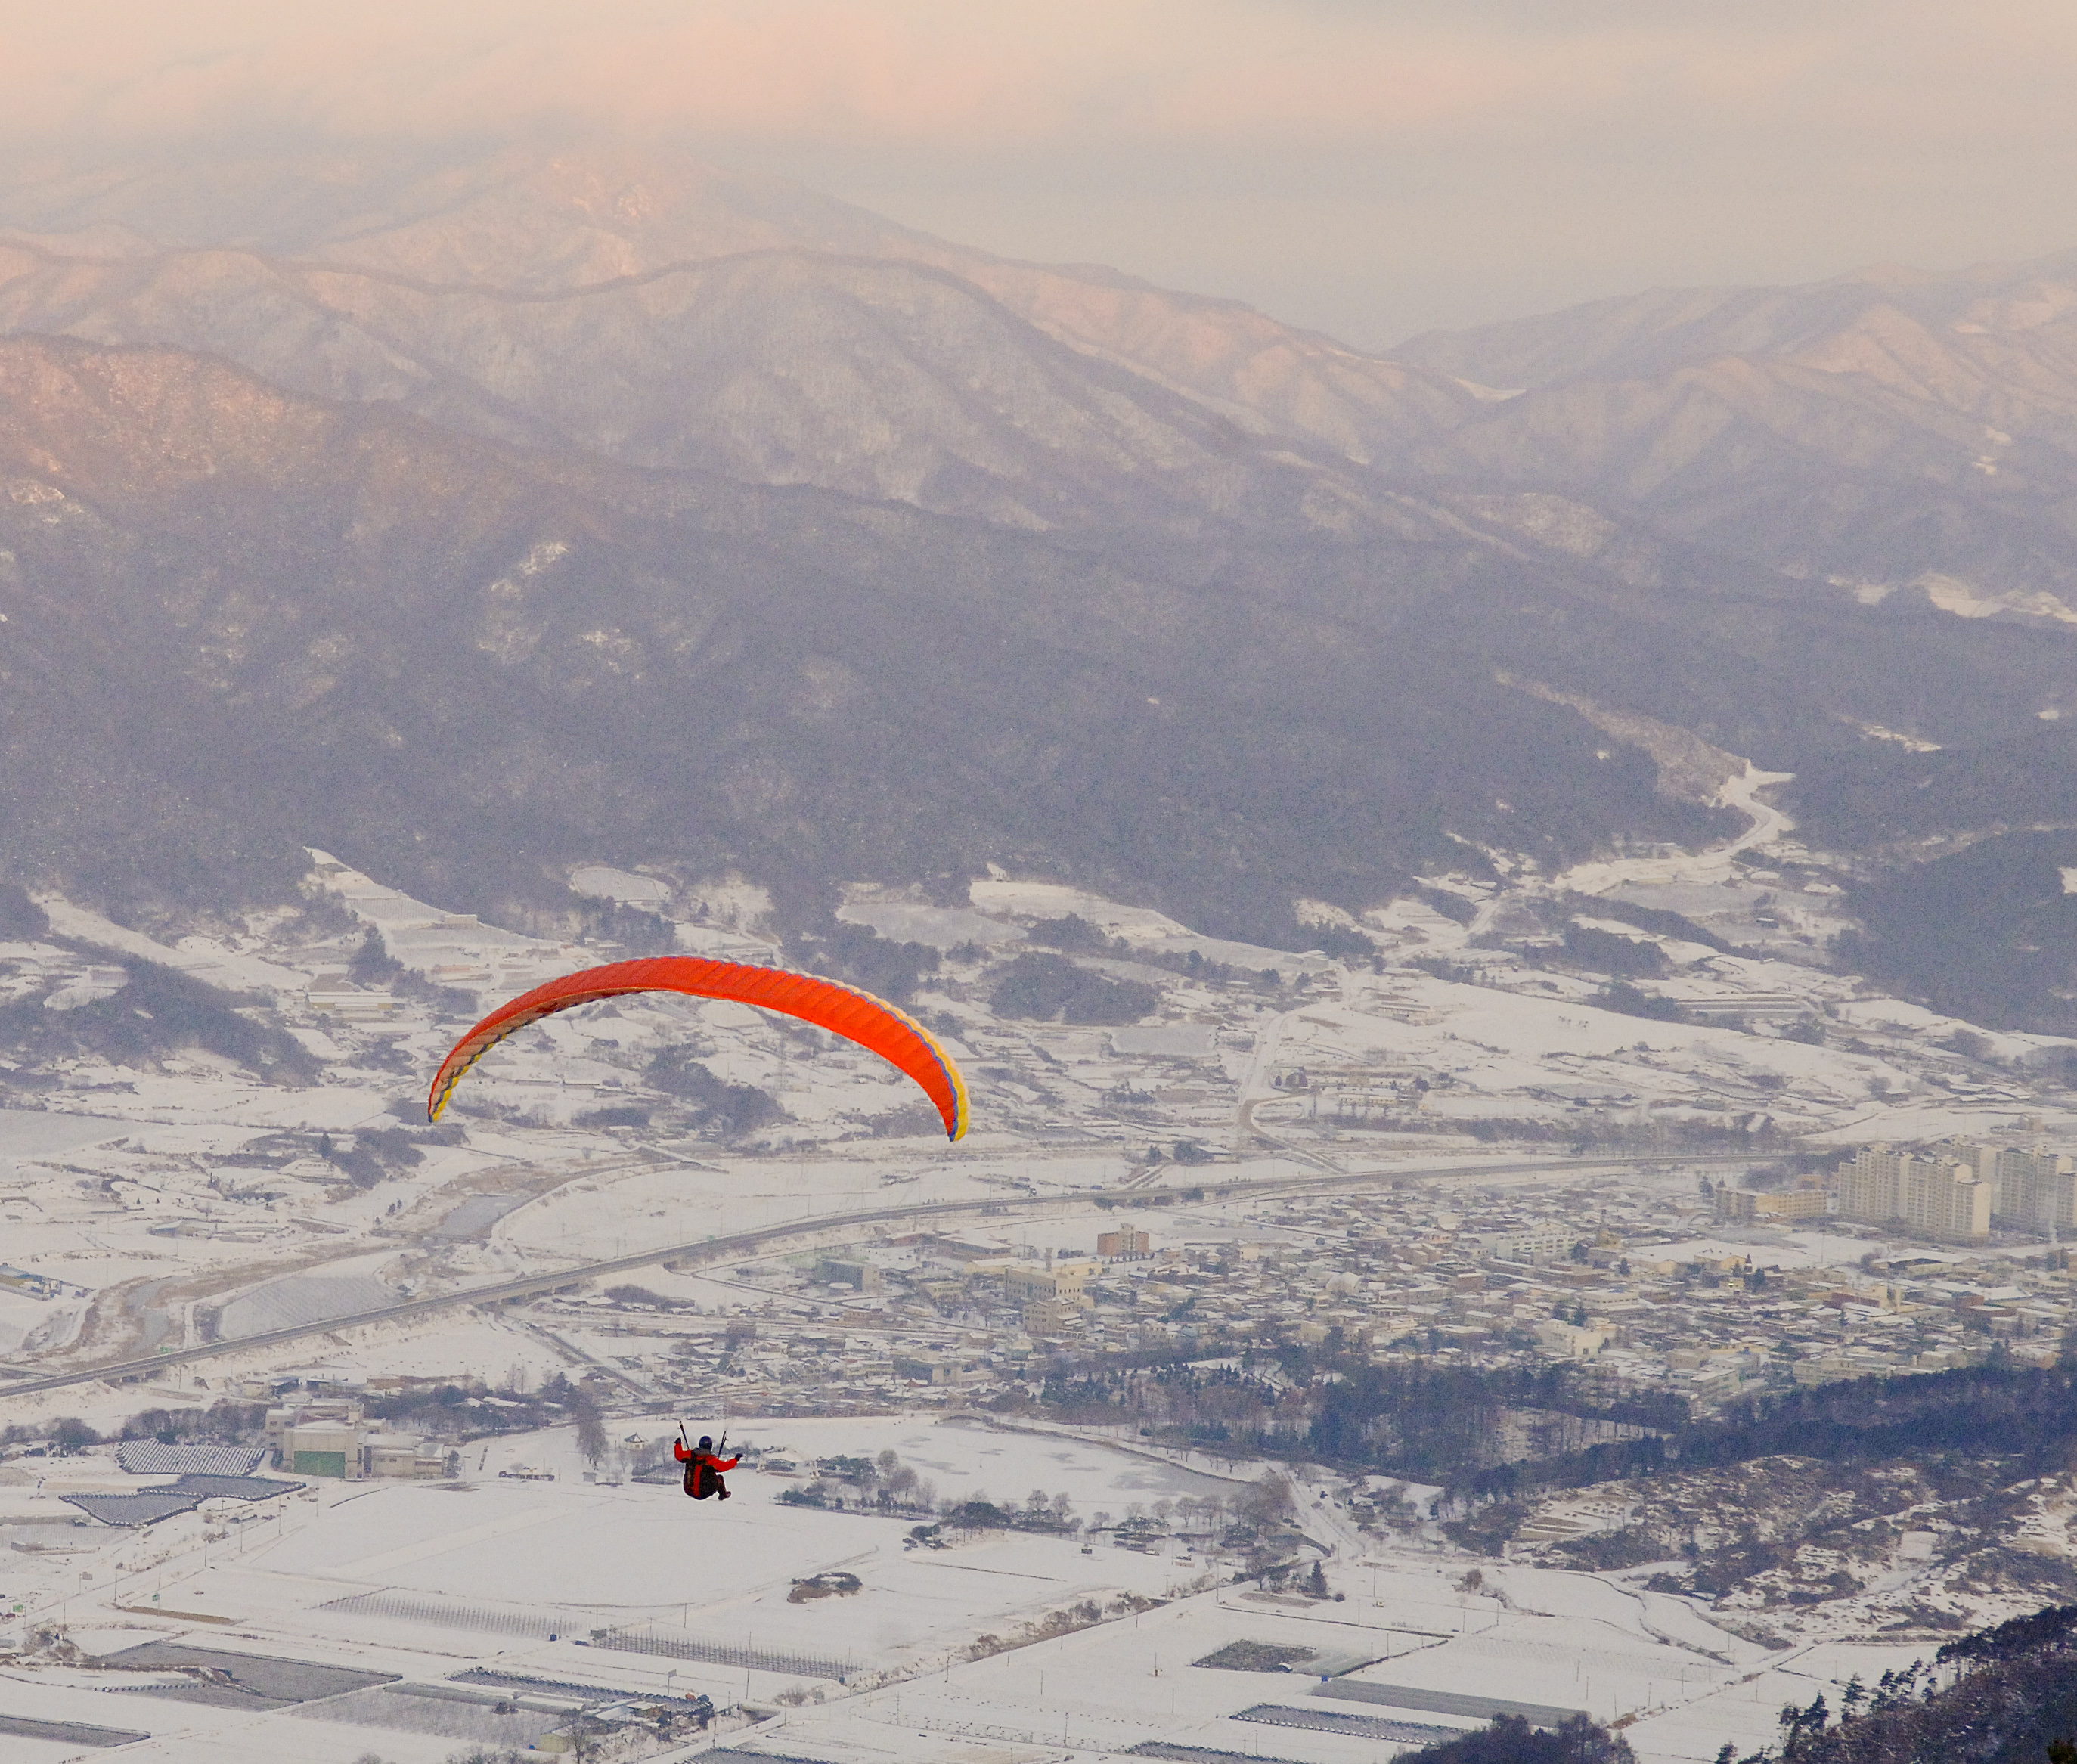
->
[698,1436,713,1451]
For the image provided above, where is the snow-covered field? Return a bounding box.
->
[0,1414,1891,1764]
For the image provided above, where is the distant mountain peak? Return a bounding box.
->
[0,142,1476,481]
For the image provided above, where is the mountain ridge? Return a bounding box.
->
[0,330,1754,942]
[11,148,2076,635]
[0,233,1440,541]
[1392,246,2077,387]
[6,144,2077,1026]
[0,144,1486,476]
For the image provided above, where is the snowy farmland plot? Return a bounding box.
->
[264,1416,1233,1665]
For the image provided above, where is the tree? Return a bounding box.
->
[347,929,400,984]
[570,1384,608,1468]
[990,952,1157,1025]
[51,1417,99,1456]
[1307,1561,1329,1598]
[1245,1471,1294,1524]
[1778,1693,1829,1757]
[646,1049,783,1138]
[1396,1713,1635,1762]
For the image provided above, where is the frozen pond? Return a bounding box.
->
[0,1108,135,1157]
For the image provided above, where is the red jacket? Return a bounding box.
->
[674,1442,739,1469]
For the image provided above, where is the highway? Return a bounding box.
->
[0,1150,1756,1402]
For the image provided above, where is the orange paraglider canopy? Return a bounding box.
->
[427,956,969,1140]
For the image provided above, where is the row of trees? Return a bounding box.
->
[1397,1714,1636,1763]
[764,1444,1302,1571]
[1034,1353,1681,1487]
[5,1397,269,1456]
[1453,1359,2077,1508]
[776,1449,940,1514]
[1028,1345,2077,1531]
[1707,1604,2077,1762]
[14,1375,629,1467]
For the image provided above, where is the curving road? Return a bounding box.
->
[0,1150,1757,1403]
[1555,760,1795,898]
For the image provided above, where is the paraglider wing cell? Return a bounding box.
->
[427,956,969,1139]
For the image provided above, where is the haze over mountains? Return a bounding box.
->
[3,144,2075,1025]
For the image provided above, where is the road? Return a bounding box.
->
[1555,760,1795,898]
[0,1151,1756,1403]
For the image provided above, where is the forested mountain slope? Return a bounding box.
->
[0,334,1744,938]
[3,145,2077,1023]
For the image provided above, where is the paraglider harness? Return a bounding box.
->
[676,1426,736,1501]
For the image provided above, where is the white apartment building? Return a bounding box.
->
[1995,1146,2077,1232]
[1837,1146,1992,1242]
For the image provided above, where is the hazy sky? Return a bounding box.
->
[8,0,2075,346]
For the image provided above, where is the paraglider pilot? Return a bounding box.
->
[677,1433,739,1501]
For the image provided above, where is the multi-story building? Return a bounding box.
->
[1021,1297,1083,1335]
[1003,1258,1100,1303]
[1837,1146,1990,1242]
[1715,1188,1831,1223]
[1995,1146,2077,1232]
[1474,1225,1576,1265]
[814,1257,883,1291]
[892,1350,969,1384]
[281,1417,363,1479]
[1900,1158,1992,1240]
[1855,1139,2076,1235]
[1536,1319,1608,1359]
[266,1397,451,1479]
[1097,1226,1151,1259]
[265,1397,360,1465]
[1837,1146,1907,1224]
